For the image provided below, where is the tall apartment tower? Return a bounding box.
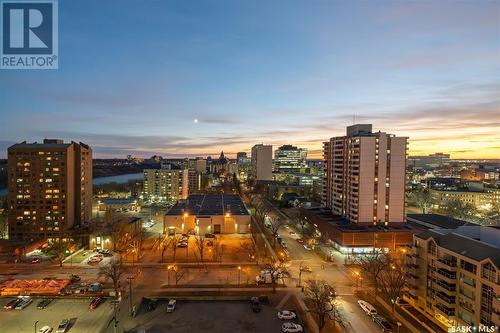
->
[7,139,92,242]
[251,144,273,181]
[323,124,407,224]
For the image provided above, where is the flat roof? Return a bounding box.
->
[407,214,476,229]
[166,194,249,216]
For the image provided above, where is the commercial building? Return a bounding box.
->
[251,144,272,181]
[188,157,207,174]
[323,124,408,224]
[7,139,92,242]
[164,194,250,235]
[430,188,500,211]
[405,226,500,331]
[143,167,188,202]
[273,145,307,173]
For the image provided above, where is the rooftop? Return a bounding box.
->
[416,228,500,268]
[407,214,476,229]
[166,194,249,216]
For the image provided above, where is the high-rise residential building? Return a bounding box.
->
[143,168,188,202]
[405,226,500,331]
[273,145,307,173]
[323,124,407,224]
[251,144,272,181]
[7,139,92,242]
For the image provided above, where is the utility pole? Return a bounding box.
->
[127,276,134,316]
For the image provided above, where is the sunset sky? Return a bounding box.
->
[0,1,499,159]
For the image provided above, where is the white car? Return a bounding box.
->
[88,254,103,263]
[303,244,312,251]
[166,299,176,313]
[358,300,377,316]
[282,322,303,333]
[277,310,297,320]
[39,326,53,333]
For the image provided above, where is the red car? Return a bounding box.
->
[89,297,105,309]
[296,238,305,244]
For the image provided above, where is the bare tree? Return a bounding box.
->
[98,260,124,293]
[212,238,225,263]
[268,217,286,247]
[262,258,289,293]
[354,250,389,297]
[194,235,208,263]
[304,279,339,331]
[379,260,407,312]
[239,240,257,262]
[168,235,183,262]
[410,189,434,214]
[249,194,271,225]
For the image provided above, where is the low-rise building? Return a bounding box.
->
[164,194,250,235]
[405,226,500,331]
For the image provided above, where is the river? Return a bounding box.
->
[0,172,144,196]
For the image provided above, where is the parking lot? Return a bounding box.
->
[128,300,299,333]
[0,297,114,333]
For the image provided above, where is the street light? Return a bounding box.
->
[397,322,402,333]
[34,320,39,333]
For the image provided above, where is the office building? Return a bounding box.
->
[323,124,407,224]
[164,194,250,235]
[7,139,92,242]
[251,144,272,181]
[188,157,207,174]
[273,145,307,173]
[405,226,500,331]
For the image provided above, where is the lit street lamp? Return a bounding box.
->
[237,266,241,286]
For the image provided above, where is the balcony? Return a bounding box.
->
[436,258,457,270]
[436,291,456,307]
[434,279,456,294]
[436,268,457,281]
[435,303,455,317]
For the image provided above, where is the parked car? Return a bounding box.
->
[289,231,297,236]
[204,233,215,238]
[177,242,188,248]
[277,310,297,320]
[89,297,105,309]
[250,296,261,313]
[296,239,305,244]
[373,314,393,332]
[88,254,103,263]
[4,298,21,310]
[31,257,42,264]
[37,298,53,309]
[282,323,303,333]
[38,326,53,333]
[303,244,312,251]
[56,319,70,333]
[166,299,177,313]
[15,297,32,309]
[358,300,377,316]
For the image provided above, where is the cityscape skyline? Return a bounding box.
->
[0,0,499,159]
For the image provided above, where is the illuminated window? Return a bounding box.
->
[23,211,30,215]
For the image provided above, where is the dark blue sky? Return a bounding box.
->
[1,0,499,158]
